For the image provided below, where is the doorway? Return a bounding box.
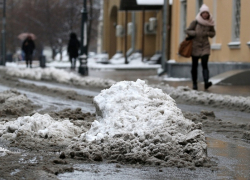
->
[109,6,118,59]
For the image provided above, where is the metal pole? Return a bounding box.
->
[141,9,145,62]
[81,0,88,56]
[125,10,128,64]
[1,0,6,66]
[79,0,88,75]
[161,0,169,73]
[131,12,136,52]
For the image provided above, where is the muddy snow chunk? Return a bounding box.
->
[0,113,82,142]
[73,80,209,167]
[242,131,250,140]
[0,89,37,118]
[0,147,19,157]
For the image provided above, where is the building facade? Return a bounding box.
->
[101,0,250,64]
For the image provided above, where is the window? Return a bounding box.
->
[196,0,203,14]
[228,0,241,48]
[232,0,241,41]
[179,0,187,42]
[211,0,222,50]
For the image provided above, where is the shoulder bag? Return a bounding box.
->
[178,20,197,58]
[178,36,193,58]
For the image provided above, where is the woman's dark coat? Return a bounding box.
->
[67,33,80,58]
[186,20,216,57]
[22,38,35,55]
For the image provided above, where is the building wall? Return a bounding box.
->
[102,0,162,59]
[155,11,163,52]
[170,0,180,61]
[102,0,250,63]
[171,0,250,63]
[102,0,120,58]
[135,11,159,57]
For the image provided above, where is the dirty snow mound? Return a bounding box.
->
[0,113,82,142]
[6,67,115,88]
[0,89,38,118]
[0,89,29,104]
[69,80,209,167]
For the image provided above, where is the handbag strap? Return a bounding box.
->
[186,20,198,40]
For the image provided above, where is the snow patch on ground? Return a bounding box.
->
[0,113,82,142]
[0,89,29,104]
[69,80,209,167]
[5,67,116,88]
[0,147,11,157]
[0,147,20,157]
[0,89,37,118]
[155,84,250,112]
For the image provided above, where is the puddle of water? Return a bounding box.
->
[19,78,100,97]
[17,89,96,113]
[0,81,95,113]
[207,137,250,179]
[0,84,12,92]
[58,163,216,180]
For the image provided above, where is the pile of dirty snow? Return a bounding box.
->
[0,113,82,142]
[0,89,29,104]
[0,89,38,118]
[5,67,115,88]
[68,80,210,168]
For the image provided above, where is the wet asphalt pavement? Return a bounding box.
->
[14,76,250,179]
[88,68,250,97]
[1,68,250,179]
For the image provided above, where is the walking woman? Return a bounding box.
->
[67,32,80,70]
[22,35,36,68]
[186,4,216,90]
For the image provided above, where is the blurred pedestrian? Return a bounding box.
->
[22,35,36,68]
[186,4,216,90]
[67,32,80,70]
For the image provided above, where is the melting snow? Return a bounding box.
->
[0,113,82,141]
[5,67,115,88]
[71,80,208,167]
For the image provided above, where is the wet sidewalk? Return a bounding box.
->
[162,80,250,97]
[88,68,250,97]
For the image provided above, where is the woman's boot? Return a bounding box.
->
[191,69,198,90]
[203,69,212,90]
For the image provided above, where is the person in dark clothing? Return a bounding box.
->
[186,4,215,90]
[67,32,80,70]
[22,36,36,68]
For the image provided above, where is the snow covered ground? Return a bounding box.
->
[7,52,162,70]
[0,80,209,167]
[0,58,250,178]
[2,64,250,113]
[4,66,115,88]
[0,113,82,141]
